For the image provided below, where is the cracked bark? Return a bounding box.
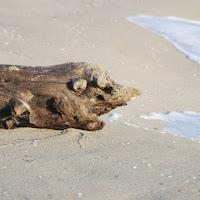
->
[0,62,140,131]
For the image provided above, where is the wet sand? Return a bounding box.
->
[0,0,200,199]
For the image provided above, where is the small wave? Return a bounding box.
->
[126,15,200,63]
[141,111,200,140]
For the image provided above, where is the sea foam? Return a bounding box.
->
[108,113,123,121]
[141,111,200,140]
[126,15,200,63]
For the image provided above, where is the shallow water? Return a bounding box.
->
[126,15,200,63]
[141,111,200,140]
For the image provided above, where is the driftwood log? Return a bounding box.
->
[0,62,140,131]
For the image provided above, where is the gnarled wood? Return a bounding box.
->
[0,62,141,131]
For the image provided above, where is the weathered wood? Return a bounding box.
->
[0,62,141,131]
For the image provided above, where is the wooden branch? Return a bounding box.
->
[0,62,141,131]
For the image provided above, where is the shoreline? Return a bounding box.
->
[0,0,200,199]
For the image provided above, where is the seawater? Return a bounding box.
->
[141,111,200,140]
[126,15,200,63]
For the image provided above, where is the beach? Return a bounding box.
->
[0,0,200,199]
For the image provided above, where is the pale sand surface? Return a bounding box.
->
[0,0,200,199]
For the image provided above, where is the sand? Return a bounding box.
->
[0,0,200,199]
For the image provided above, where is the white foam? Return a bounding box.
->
[123,122,139,128]
[126,15,200,63]
[141,111,200,140]
[108,113,123,121]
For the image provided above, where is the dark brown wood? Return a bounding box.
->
[0,62,141,131]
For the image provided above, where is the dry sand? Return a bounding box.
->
[0,0,200,199]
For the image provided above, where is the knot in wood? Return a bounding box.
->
[71,79,87,92]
